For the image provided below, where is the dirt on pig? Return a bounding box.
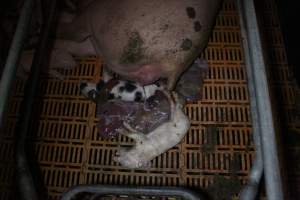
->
[120,31,145,64]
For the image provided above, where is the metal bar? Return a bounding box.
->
[236,0,284,200]
[0,0,34,126]
[15,0,57,199]
[61,185,205,200]
[236,1,264,199]
[239,159,263,200]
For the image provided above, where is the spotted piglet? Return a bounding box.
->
[80,79,161,103]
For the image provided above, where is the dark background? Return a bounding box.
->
[276,0,300,86]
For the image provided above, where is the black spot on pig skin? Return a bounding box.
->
[80,82,87,90]
[96,80,105,91]
[119,86,125,92]
[194,21,202,32]
[181,39,193,51]
[125,82,137,92]
[134,92,142,102]
[88,90,96,99]
[186,7,196,19]
[108,93,115,100]
[160,24,170,32]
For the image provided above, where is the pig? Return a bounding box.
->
[21,0,222,168]
[20,0,222,89]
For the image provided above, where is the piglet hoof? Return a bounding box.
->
[114,91,190,169]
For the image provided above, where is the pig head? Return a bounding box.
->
[26,0,222,89]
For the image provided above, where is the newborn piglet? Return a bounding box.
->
[80,79,190,169]
[80,79,161,102]
[114,91,190,168]
[79,79,168,138]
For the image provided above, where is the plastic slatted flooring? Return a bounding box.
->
[0,0,296,199]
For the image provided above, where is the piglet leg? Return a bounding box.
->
[18,37,96,79]
[114,91,190,168]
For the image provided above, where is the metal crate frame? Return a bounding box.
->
[0,0,285,199]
